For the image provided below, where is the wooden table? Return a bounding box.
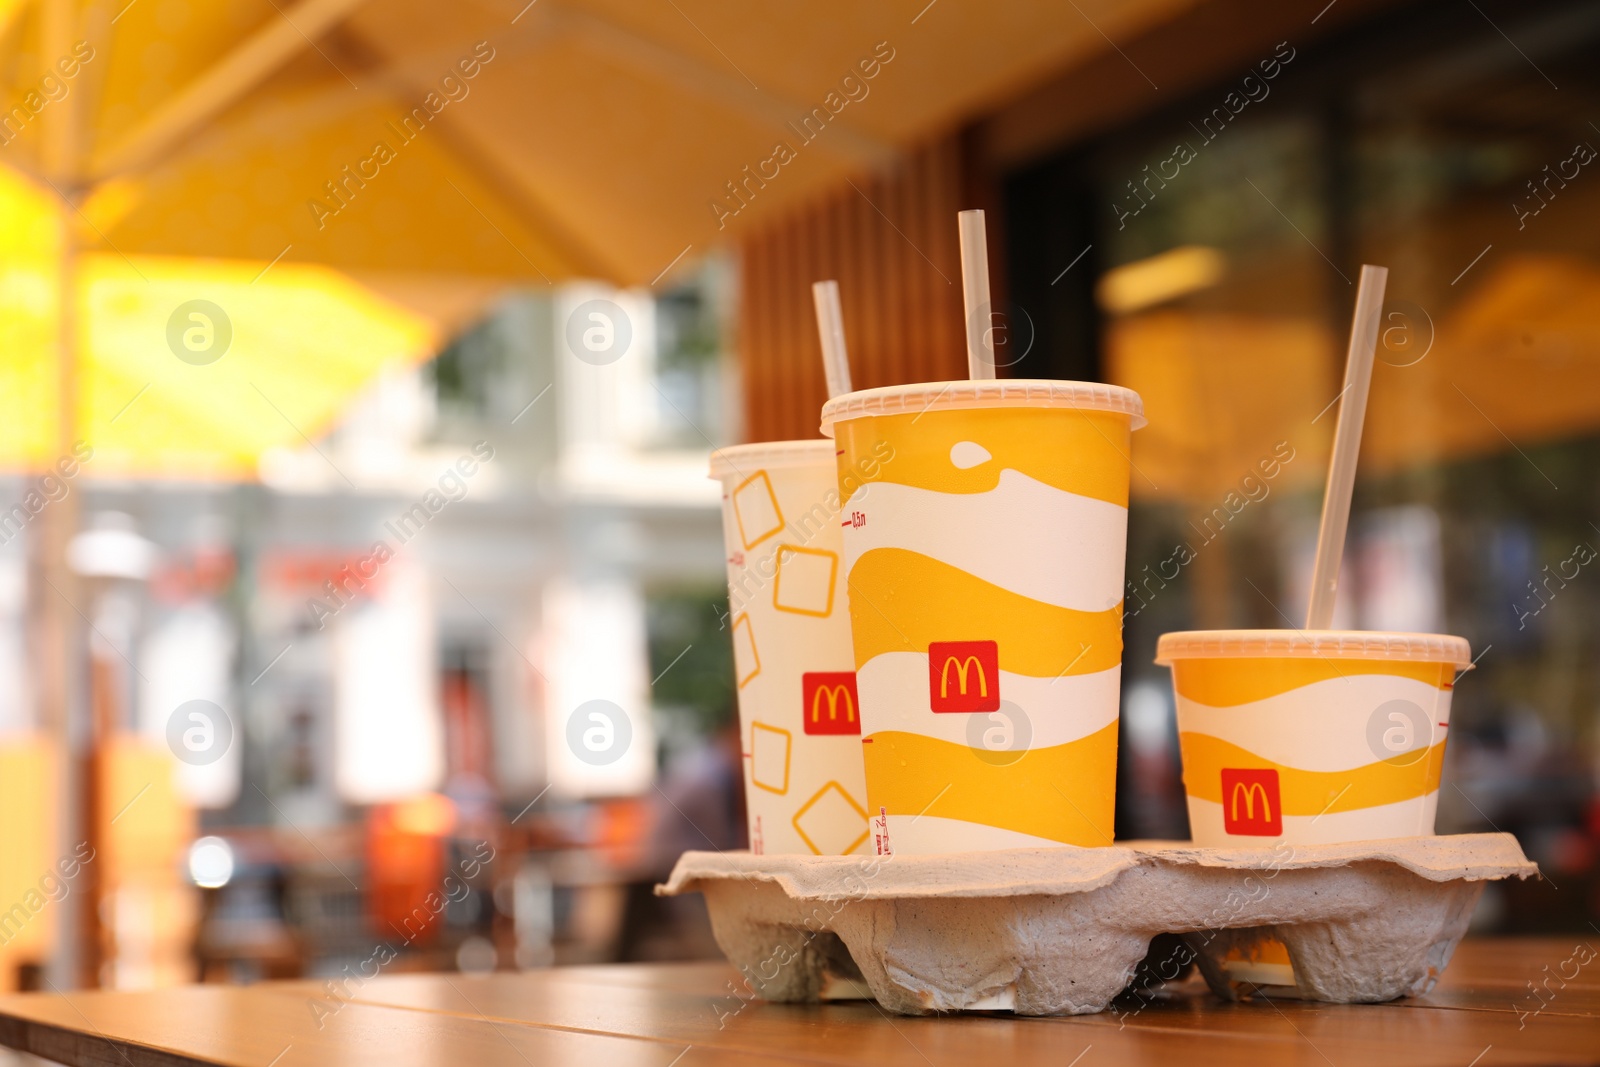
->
[0,938,1595,1066]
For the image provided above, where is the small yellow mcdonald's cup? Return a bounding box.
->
[1156,630,1474,846]
[711,441,871,856]
[821,380,1145,855]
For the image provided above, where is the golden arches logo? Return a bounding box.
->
[1230,781,1271,822]
[1219,768,1281,835]
[940,656,988,699]
[928,640,1000,713]
[801,671,860,735]
[811,684,855,723]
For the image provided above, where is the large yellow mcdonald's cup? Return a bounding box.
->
[821,381,1145,855]
[1156,630,1474,846]
[710,441,871,856]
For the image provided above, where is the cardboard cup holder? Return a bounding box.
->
[658,834,1537,1016]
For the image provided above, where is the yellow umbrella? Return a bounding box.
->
[1364,252,1600,476]
[82,255,433,479]
[1,164,434,478]
[0,0,1237,484]
[0,0,1195,471]
[6,0,1199,280]
[1104,251,1600,503]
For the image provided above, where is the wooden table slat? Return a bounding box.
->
[0,985,806,1067]
[2,939,1596,1067]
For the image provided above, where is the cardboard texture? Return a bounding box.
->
[658,833,1538,1016]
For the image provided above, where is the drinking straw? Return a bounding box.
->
[811,280,852,399]
[1305,264,1389,630]
[958,209,997,380]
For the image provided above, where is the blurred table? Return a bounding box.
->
[0,938,1594,1066]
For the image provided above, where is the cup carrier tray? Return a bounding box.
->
[658,834,1537,1016]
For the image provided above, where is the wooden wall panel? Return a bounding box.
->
[734,135,981,443]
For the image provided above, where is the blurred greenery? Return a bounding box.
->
[655,286,721,372]
[645,584,736,740]
[430,314,505,414]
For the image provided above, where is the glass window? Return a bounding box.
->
[1013,0,1600,926]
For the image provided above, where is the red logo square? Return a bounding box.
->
[802,672,860,735]
[1221,768,1282,836]
[928,641,1000,713]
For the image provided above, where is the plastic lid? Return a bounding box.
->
[1155,629,1473,668]
[819,379,1146,437]
[708,438,836,480]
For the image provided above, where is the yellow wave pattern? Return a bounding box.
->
[1179,732,1446,814]
[864,722,1118,846]
[1173,657,1453,708]
[834,406,1132,506]
[847,548,1122,677]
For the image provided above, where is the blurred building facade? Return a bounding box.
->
[0,265,739,988]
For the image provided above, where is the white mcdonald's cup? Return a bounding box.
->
[710,440,871,856]
[821,380,1145,855]
[1156,630,1474,846]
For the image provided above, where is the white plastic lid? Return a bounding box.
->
[1155,629,1473,668]
[819,379,1146,437]
[708,438,836,480]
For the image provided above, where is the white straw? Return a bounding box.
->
[958,210,996,380]
[811,280,852,399]
[1306,264,1389,630]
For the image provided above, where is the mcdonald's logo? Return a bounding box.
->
[1220,768,1282,836]
[801,672,860,735]
[927,640,1000,713]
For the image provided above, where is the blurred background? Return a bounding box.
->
[0,0,1596,994]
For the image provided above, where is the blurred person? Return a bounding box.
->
[615,716,744,962]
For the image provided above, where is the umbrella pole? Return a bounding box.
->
[26,215,88,989]
[39,0,90,991]
[36,201,89,991]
